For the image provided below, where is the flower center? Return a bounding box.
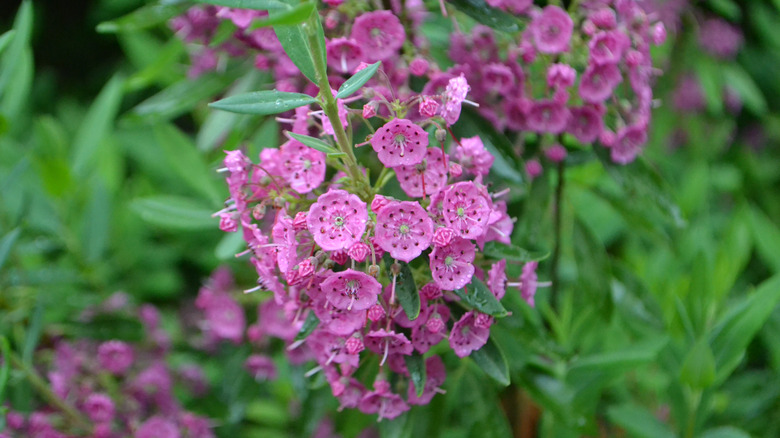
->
[346,279,359,293]
[399,224,410,234]
[334,216,345,227]
[444,256,454,266]
[303,159,312,170]
[456,207,465,217]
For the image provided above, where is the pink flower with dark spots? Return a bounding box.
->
[441,182,492,239]
[307,189,368,251]
[487,259,507,300]
[527,99,569,134]
[306,329,358,368]
[567,105,604,143]
[370,118,428,167]
[365,329,413,365]
[530,6,573,54]
[326,37,363,74]
[482,63,515,95]
[375,200,434,262]
[432,227,456,248]
[348,242,371,263]
[579,63,622,103]
[321,269,381,311]
[547,63,576,89]
[429,237,476,290]
[449,311,490,358]
[312,297,367,336]
[474,313,494,329]
[395,147,448,198]
[350,11,405,62]
[359,379,410,421]
[441,75,470,125]
[279,140,326,194]
[97,341,134,375]
[520,261,539,307]
[456,136,494,176]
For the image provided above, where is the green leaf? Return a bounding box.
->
[0,1,32,96]
[249,1,316,29]
[567,337,668,381]
[471,337,510,386]
[63,314,145,342]
[454,276,508,317]
[96,3,190,33]
[700,426,752,438]
[723,64,767,114]
[131,196,218,230]
[404,354,426,397]
[215,231,246,260]
[606,404,675,438]
[482,241,548,262]
[197,70,263,151]
[288,132,339,154]
[336,61,381,99]
[448,0,521,33]
[271,9,322,84]
[295,312,320,341]
[0,30,15,55]
[680,338,716,389]
[707,0,742,20]
[210,90,317,115]
[81,182,111,263]
[71,74,125,177]
[748,206,780,272]
[455,109,524,183]
[153,123,223,205]
[0,336,10,404]
[22,299,44,363]
[194,0,287,10]
[695,57,724,114]
[0,227,21,271]
[384,257,421,321]
[710,274,780,384]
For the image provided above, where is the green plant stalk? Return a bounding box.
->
[550,160,565,308]
[8,350,91,431]
[305,15,370,199]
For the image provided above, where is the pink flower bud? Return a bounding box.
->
[599,129,616,148]
[545,144,567,163]
[420,282,442,300]
[625,50,643,67]
[354,62,370,74]
[409,57,429,76]
[345,336,365,354]
[419,96,439,118]
[247,324,262,342]
[526,159,543,180]
[449,162,463,177]
[474,313,494,329]
[293,211,308,230]
[330,250,348,265]
[367,304,386,322]
[254,54,271,70]
[433,227,456,247]
[363,102,377,119]
[348,242,371,263]
[371,194,391,213]
[652,22,667,45]
[425,315,445,333]
[219,213,238,232]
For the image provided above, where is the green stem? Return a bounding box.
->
[306,16,371,199]
[8,351,91,431]
[550,160,565,309]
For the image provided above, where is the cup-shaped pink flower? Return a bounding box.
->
[455,136,494,176]
[375,200,434,262]
[530,6,573,54]
[280,140,326,194]
[307,189,368,251]
[326,37,363,74]
[321,269,381,311]
[449,311,490,358]
[441,181,492,239]
[370,118,428,167]
[395,147,448,198]
[429,237,476,290]
[350,11,405,62]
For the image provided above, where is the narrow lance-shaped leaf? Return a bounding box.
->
[194,0,287,10]
[471,336,510,386]
[96,3,190,33]
[336,61,381,99]
[288,132,340,154]
[483,241,549,262]
[71,74,125,177]
[210,90,317,115]
[454,277,508,317]
[271,7,321,84]
[404,354,427,397]
[0,227,21,271]
[0,30,15,55]
[384,256,421,321]
[249,1,316,29]
[0,336,11,403]
[131,196,218,230]
[295,312,320,341]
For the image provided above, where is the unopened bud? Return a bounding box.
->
[348,242,371,263]
[367,303,385,321]
[390,262,401,276]
[368,264,380,278]
[293,212,308,230]
[273,197,286,209]
[449,162,463,178]
[435,128,447,143]
[345,336,364,354]
[253,204,266,220]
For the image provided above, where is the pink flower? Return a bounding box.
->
[370,118,429,167]
[358,379,409,421]
[279,140,326,194]
[345,335,365,355]
[367,304,386,322]
[419,282,443,300]
[589,8,616,29]
[350,11,405,62]
[487,259,507,300]
[526,159,543,180]
[375,200,434,262]
[313,298,367,335]
[201,291,245,344]
[482,63,515,95]
[362,102,377,119]
[84,393,114,423]
[395,147,449,198]
[429,237,476,290]
[97,341,134,375]
[441,75,470,125]
[245,354,277,380]
[545,144,567,162]
[321,269,381,311]
[611,124,647,165]
[530,6,573,54]
[547,63,576,89]
[411,304,450,353]
[567,105,604,144]
[407,356,446,405]
[589,30,630,65]
[527,99,569,134]
[456,136,494,176]
[364,329,414,359]
[449,311,490,358]
[348,242,371,263]
[441,182,492,239]
[432,227,456,247]
[135,416,180,438]
[698,18,743,59]
[520,261,539,307]
[579,63,622,103]
[326,37,363,74]
[371,194,392,213]
[307,189,368,251]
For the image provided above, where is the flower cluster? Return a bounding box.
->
[2,295,213,438]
